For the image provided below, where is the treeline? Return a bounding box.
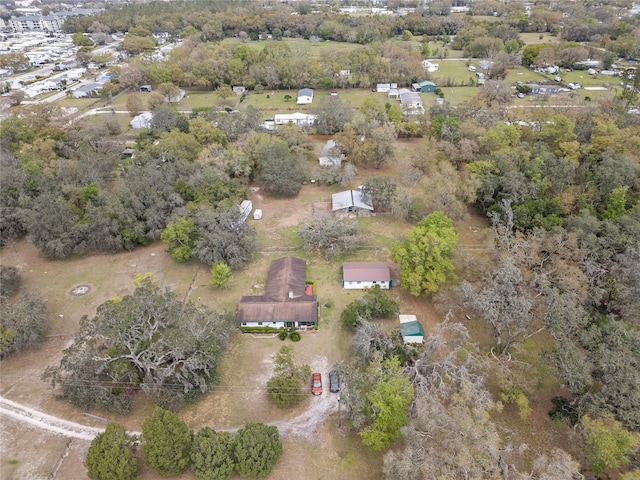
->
[87,408,282,480]
[64,0,640,58]
[116,38,425,91]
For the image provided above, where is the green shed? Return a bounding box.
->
[412,80,437,93]
[399,314,425,344]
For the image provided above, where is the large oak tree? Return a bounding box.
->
[44,278,233,412]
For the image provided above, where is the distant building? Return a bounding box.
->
[70,82,103,98]
[412,80,437,93]
[297,88,314,104]
[422,60,439,72]
[238,200,252,223]
[399,91,424,113]
[274,112,317,127]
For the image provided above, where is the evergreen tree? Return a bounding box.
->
[86,422,139,480]
[234,423,282,477]
[141,407,192,476]
[191,427,236,480]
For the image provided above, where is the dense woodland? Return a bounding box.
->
[2,1,640,478]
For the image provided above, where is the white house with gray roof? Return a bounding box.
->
[297,88,314,104]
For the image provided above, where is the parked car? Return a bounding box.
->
[329,371,340,393]
[311,372,322,396]
[468,65,476,72]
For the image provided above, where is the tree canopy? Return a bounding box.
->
[86,422,139,480]
[233,423,283,478]
[266,345,311,408]
[44,278,233,412]
[392,211,457,296]
[0,290,49,358]
[191,428,236,480]
[141,407,192,477]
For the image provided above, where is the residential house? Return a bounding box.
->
[412,80,437,93]
[342,262,391,290]
[399,91,424,113]
[331,190,374,213]
[274,112,317,127]
[297,88,314,104]
[318,140,342,167]
[70,82,102,98]
[399,314,425,344]
[238,257,318,329]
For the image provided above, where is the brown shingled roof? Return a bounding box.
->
[238,257,317,324]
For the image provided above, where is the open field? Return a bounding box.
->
[519,32,561,45]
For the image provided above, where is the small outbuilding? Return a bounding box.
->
[399,314,424,344]
[342,262,391,289]
[253,209,263,220]
[297,88,314,104]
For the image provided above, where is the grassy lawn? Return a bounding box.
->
[519,32,561,45]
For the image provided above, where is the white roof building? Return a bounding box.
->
[331,190,374,212]
[318,140,342,166]
[274,112,317,127]
[130,112,153,129]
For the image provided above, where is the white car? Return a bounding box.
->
[468,65,476,72]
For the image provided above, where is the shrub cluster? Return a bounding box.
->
[87,408,283,480]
